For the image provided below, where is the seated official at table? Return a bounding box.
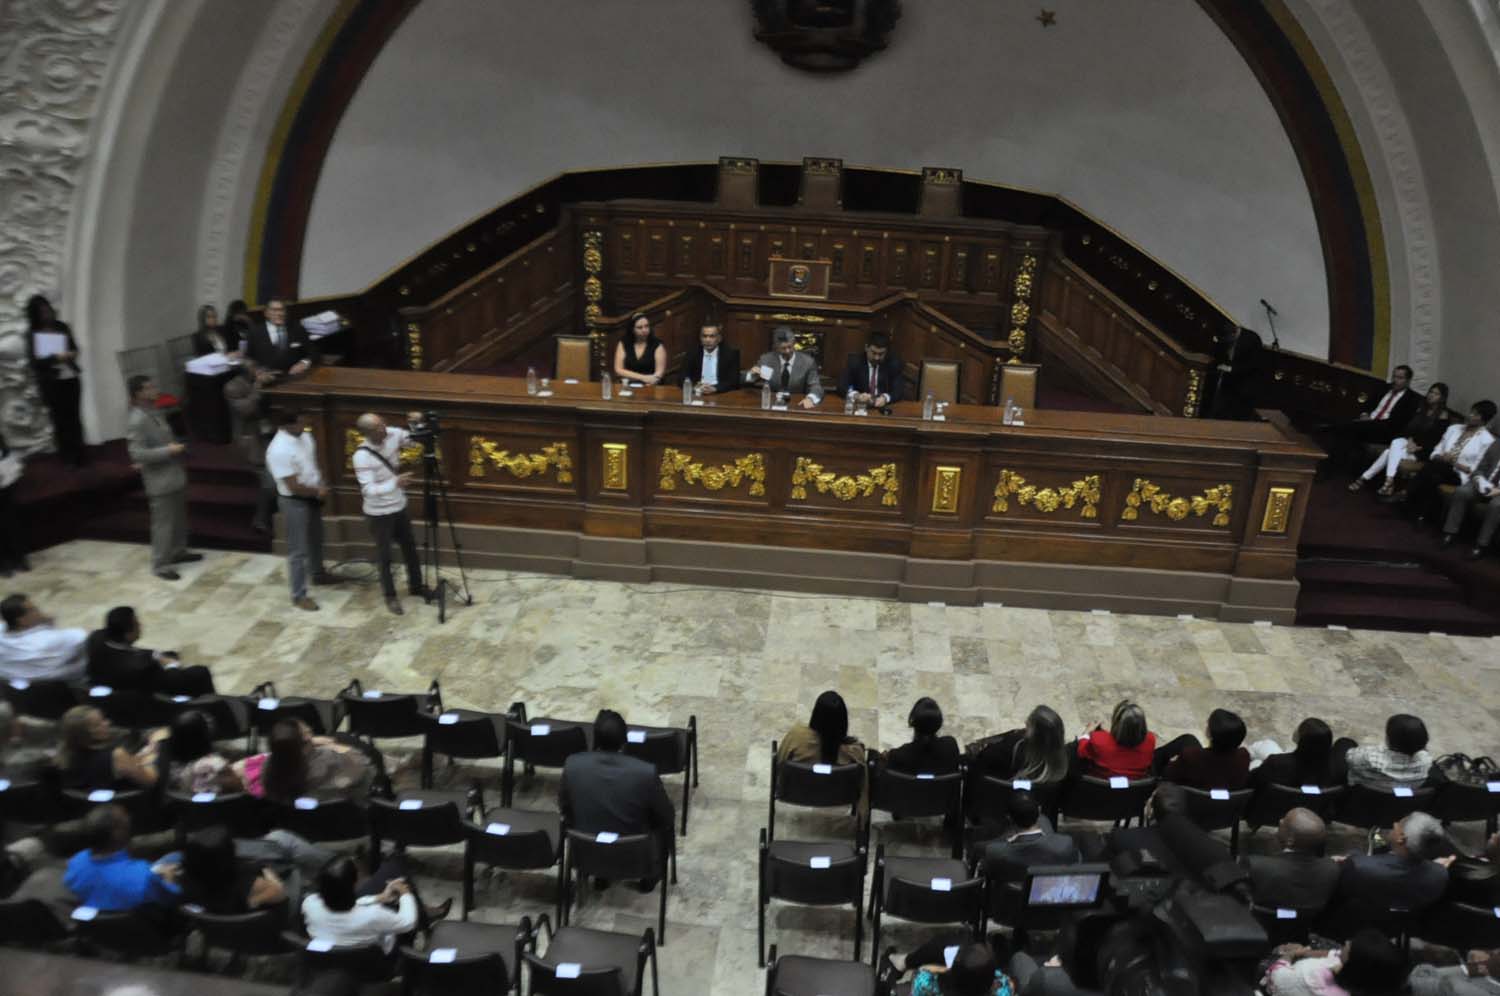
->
[613,311,666,387]
[838,331,904,407]
[680,320,739,394]
[746,325,824,410]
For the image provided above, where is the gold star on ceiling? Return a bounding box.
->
[1037,8,1057,27]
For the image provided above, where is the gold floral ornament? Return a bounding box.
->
[467,437,573,484]
[790,457,899,506]
[1121,478,1232,527]
[1006,254,1038,362]
[657,448,765,496]
[344,429,423,469]
[991,470,1100,517]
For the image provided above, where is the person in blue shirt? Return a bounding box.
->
[64,804,180,911]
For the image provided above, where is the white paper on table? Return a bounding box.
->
[33,332,67,358]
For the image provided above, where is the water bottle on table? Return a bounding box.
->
[601,372,612,400]
[526,366,538,396]
[922,391,935,421]
[682,377,693,404]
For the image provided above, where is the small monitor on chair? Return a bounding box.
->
[1024,864,1110,910]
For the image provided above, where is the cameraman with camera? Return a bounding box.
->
[352,412,428,615]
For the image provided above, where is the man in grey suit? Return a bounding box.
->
[559,709,675,891]
[1442,439,1500,559]
[126,376,201,580]
[982,791,1080,884]
[746,325,824,410]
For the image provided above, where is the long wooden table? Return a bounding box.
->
[270,367,1323,618]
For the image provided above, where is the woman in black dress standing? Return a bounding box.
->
[611,312,666,386]
[25,294,85,467]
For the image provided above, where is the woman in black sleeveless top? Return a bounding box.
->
[612,312,666,386]
[56,705,158,791]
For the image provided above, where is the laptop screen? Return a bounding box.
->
[1026,870,1105,908]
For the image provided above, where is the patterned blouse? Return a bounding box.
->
[911,968,1014,996]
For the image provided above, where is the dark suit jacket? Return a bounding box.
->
[680,345,740,392]
[1362,385,1422,428]
[1445,856,1500,907]
[983,821,1080,883]
[244,320,311,373]
[85,631,166,694]
[27,322,81,382]
[192,328,237,357]
[1248,751,1346,790]
[884,735,960,776]
[1212,328,1264,419]
[837,352,905,403]
[559,750,675,842]
[1243,851,1342,911]
[1337,850,1449,912]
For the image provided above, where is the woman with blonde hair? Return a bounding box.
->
[56,705,157,791]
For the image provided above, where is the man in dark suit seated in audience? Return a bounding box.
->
[558,709,675,891]
[838,331,904,408]
[982,790,1080,884]
[1325,365,1420,473]
[1443,831,1500,908]
[679,320,740,395]
[1241,807,1341,913]
[85,606,215,698]
[1327,811,1450,928]
[243,298,312,377]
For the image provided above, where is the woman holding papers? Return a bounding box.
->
[26,294,85,467]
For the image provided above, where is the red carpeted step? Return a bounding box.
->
[1295,562,1463,600]
[1295,590,1500,636]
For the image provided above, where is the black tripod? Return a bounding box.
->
[417,432,473,623]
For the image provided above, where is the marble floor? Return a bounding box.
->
[16,539,1500,993]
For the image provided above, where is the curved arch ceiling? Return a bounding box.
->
[249,0,1383,369]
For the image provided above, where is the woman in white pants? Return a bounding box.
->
[1350,382,1451,497]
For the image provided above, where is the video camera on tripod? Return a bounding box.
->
[407,410,441,448]
[403,409,472,621]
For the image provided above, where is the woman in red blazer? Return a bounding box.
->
[1077,700,1156,779]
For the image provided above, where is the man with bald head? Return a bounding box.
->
[352,412,427,615]
[1241,807,1342,913]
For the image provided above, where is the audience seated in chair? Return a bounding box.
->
[178,824,284,915]
[966,705,1070,821]
[63,804,179,911]
[0,592,87,683]
[1341,713,1439,790]
[1443,831,1500,908]
[778,689,869,816]
[138,709,243,796]
[1241,808,1342,913]
[85,606,215,698]
[1156,707,1250,790]
[1076,700,1155,779]
[1441,437,1500,560]
[1350,382,1452,498]
[1408,949,1500,995]
[56,705,157,792]
[1250,717,1347,790]
[234,718,373,804]
[0,700,52,782]
[881,696,960,776]
[981,790,1080,886]
[558,708,675,892]
[302,855,426,954]
[1404,401,1498,525]
[1261,928,1409,996]
[907,940,1014,996]
[1330,812,1451,917]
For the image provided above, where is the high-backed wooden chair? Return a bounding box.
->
[1000,363,1039,411]
[718,156,759,210]
[919,166,963,218]
[918,361,960,406]
[798,157,843,211]
[555,335,593,382]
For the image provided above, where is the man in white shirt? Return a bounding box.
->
[352,412,428,615]
[0,593,87,683]
[1408,400,1497,527]
[265,409,335,611]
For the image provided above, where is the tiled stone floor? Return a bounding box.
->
[17,540,1500,993]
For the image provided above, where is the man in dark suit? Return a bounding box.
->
[838,331,904,407]
[983,791,1080,884]
[1328,811,1450,927]
[1241,807,1341,913]
[1209,326,1264,420]
[679,320,740,394]
[1326,365,1421,472]
[85,606,215,698]
[243,299,312,376]
[558,709,675,891]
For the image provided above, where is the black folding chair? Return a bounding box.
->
[70,905,179,961]
[1411,901,1500,951]
[621,718,698,837]
[368,789,470,862]
[400,915,536,996]
[561,827,675,944]
[249,683,343,740]
[0,898,71,947]
[1057,775,1156,827]
[765,943,876,996]
[180,902,289,969]
[165,789,266,840]
[283,930,395,985]
[3,677,77,720]
[867,760,963,858]
[60,786,157,833]
[1431,780,1500,836]
[77,684,169,733]
[156,693,251,744]
[1245,783,1345,828]
[504,717,591,807]
[965,774,1062,828]
[0,776,63,828]
[422,702,523,789]
[868,844,981,967]
[1330,784,1438,851]
[270,796,369,845]
[339,677,438,746]
[463,807,563,920]
[758,828,867,964]
[1179,786,1256,856]
[521,922,658,996]
[769,742,865,842]
[1249,904,1320,946]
